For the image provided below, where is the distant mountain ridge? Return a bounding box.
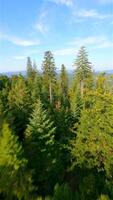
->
[0,71,26,77]
[0,69,113,77]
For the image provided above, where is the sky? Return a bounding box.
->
[0,0,113,72]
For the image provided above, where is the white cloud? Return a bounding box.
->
[35,22,48,35]
[69,36,105,46]
[0,32,40,46]
[34,10,49,35]
[73,9,112,20]
[95,41,113,49]
[54,35,113,57]
[9,37,40,46]
[69,36,113,49]
[47,0,74,6]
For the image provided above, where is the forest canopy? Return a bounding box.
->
[0,47,113,200]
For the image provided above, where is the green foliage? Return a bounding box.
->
[74,46,93,97]
[75,46,92,81]
[79,174,98,200]
[0,123,33,199]
[72,90,113,174]
[36,196,52,200]
[70,88,83,122]
[71,81,113,198]
[97,194,110,200]
[25,99,55,194]
[8,75,31,140]
[26,58,42,103]
[1,48,113,199]
[53,183,74,200]
[27,57,34,78]
[58,64,69,107]
[42,51,56,103]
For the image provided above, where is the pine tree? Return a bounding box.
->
[60,64,68,95]
[70,88,83,123]
[25,99,55,194]
[26,58,41,102]
[71,87,113,181]
[31,72,42,103]
[0,75,10,121]
[42,51,56,103]
[26,57,33,78]
[58,64,69,107]
[28,61,42,103]
[8,75,31,140]
[0,123,33,199]
[74,46,93,97]
[27,60,37,81]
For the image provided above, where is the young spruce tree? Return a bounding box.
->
[25,99,55,195]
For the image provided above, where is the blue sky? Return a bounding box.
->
[0,0,113,72]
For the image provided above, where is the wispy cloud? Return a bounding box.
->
[69,36,113,49]
[73,9,113,20]
[95,40,113,49]
[35,22,48,35]
[54,35,113,56]
[0,32,40,46]
[69,36,105,46]
[47,0,74,7]
[34,10,49,35]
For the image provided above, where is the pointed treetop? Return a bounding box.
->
[75,46,93,81]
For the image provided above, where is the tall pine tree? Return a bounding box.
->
[74,46,93,97]
[42,51,56,104]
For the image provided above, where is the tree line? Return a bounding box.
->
[0,47,113,200]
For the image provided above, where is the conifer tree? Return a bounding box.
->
[26,59,41,102]
[31,72,42,103]
[70,88,83,123]
[60,64,68,95]
[71,86,113,195]
[26,57,33,78]
[28,61,42,103]
[70,73,113,198]
[74,46,93,97]
[8,75,31,140]
[27,59,37,81]
[25,99,55,194]
[58,64,69,107]
[0,123,33,199]
[42,51,56,103]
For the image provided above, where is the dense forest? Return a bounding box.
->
[0,47,113,200]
